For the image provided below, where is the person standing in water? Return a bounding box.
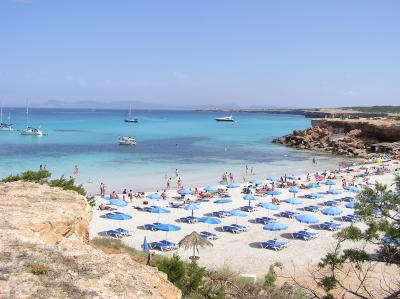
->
[74,165,79,176]
[313,157,316,165]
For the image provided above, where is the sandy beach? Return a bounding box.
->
[89,159,399,279]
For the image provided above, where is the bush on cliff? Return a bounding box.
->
[1,169,51,183]
[49,175,86,196]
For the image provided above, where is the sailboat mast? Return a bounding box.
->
[0,102,3,123]
[129,104,132,118]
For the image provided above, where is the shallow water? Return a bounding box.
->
[0,108,347,194]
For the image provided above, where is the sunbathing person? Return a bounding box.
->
[98,203,115,211]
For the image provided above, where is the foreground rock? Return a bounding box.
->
[0,182,181,299]
[273,118,400,158]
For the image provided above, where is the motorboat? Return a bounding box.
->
[215,115,235,122]
[0,103,13,131]
[118,136,137,145]
[124,104,139,123]
[20,126,45,136]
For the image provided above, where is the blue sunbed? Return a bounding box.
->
[280,211,300,218]
[240,206,257,212]
[200,231,219,240]
[101,230,123,238]
[143,222,161,231]
[222,225,241,233]
[260,240,288,251]
[319,221,342,231]
[341,214,361,222]
[323,201,339,206]
[149,240,178,251]
[255,217,277,224]
[303,205,321,212]
[293,230,319,240]
[178,216,199,223]
[230,224,248,232]
[212,210,231,218]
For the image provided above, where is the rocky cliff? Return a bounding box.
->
[0,182,181,299]
[273,118,400,158]
[311,118,400,142]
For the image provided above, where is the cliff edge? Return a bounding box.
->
[0,181,181,299]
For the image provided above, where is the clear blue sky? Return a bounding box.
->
[1,0,399,107]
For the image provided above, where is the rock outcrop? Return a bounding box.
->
[273,118,400,158]
[0,182,181,299]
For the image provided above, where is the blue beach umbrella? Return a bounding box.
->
[185,202,200,217]
[142,236,150,252]
[178,188,193,195]
[204,186,219,193]
[263,222,288,231]
[345,186,360,193]
[325,180,336,189]
[149,206,171,222]
[226,183,240,188]
[109,198,128,207]
[249,179,262,185]
[285,198,303,205]
[307,183,320,189]
[214,198,233,204]
[289,186,301,198]
[296,214,319,224]
[199,216,221,232]
[105,212,132,220]
[229,209,247,224]
[266,176,279,182]
[345,202,356,209]
[147,193,163,200]
[322,207,343,216]
[285,174,296,180]
[154,223,181,241]
[266,190,282,196]
[307,193,323,199]
[243,194,258,206]
[262,202,279,211]
[327,189,342,195]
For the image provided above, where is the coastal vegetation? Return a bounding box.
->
[1,169,92,203]
[341,106,400,114]
[92,237,306,298]
[292,174,400,298]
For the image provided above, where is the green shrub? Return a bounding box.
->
[183,261,205,296]
[49,176,86,196]
[86,196,96,207]
[2,170,51,183]
[157,255,186,290]
[264,262,283,288]
[29,263,49,275]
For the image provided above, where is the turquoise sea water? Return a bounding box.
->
[0,109,346,194]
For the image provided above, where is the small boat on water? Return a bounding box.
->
[124,104,139,123]
[215,115,235,122]
[20,104,46,136]
[0,103,13,131]
[118,136,136,145]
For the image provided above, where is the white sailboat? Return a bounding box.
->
[20,104,45,136]
[215,115,235,122]
[124,104,139,123]
[0,103,13,131]
[118,136,136,145]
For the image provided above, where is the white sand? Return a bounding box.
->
[89,160,399,278]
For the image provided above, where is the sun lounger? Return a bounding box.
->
[303,205,321,212]
[340,197,355,202]
[144,222,161,231]
[212,210,230,218]
[101,230,123,238]
[255,217,277,224]
[323,201,339,206]
[260,240,288,251]
[200,231,220,240]
[230,224,248,232]
[292,230,319,240]
[280,211,300,218]
[143,205,158,212]
[319,221,342,231]
[178,216,199,223]
[149,240,178,251]
[240,206,257,212]
[341,214,361,222]
[222,225,241,233]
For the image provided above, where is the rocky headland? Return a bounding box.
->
[0,181,181,299]
[273,118,400,158]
